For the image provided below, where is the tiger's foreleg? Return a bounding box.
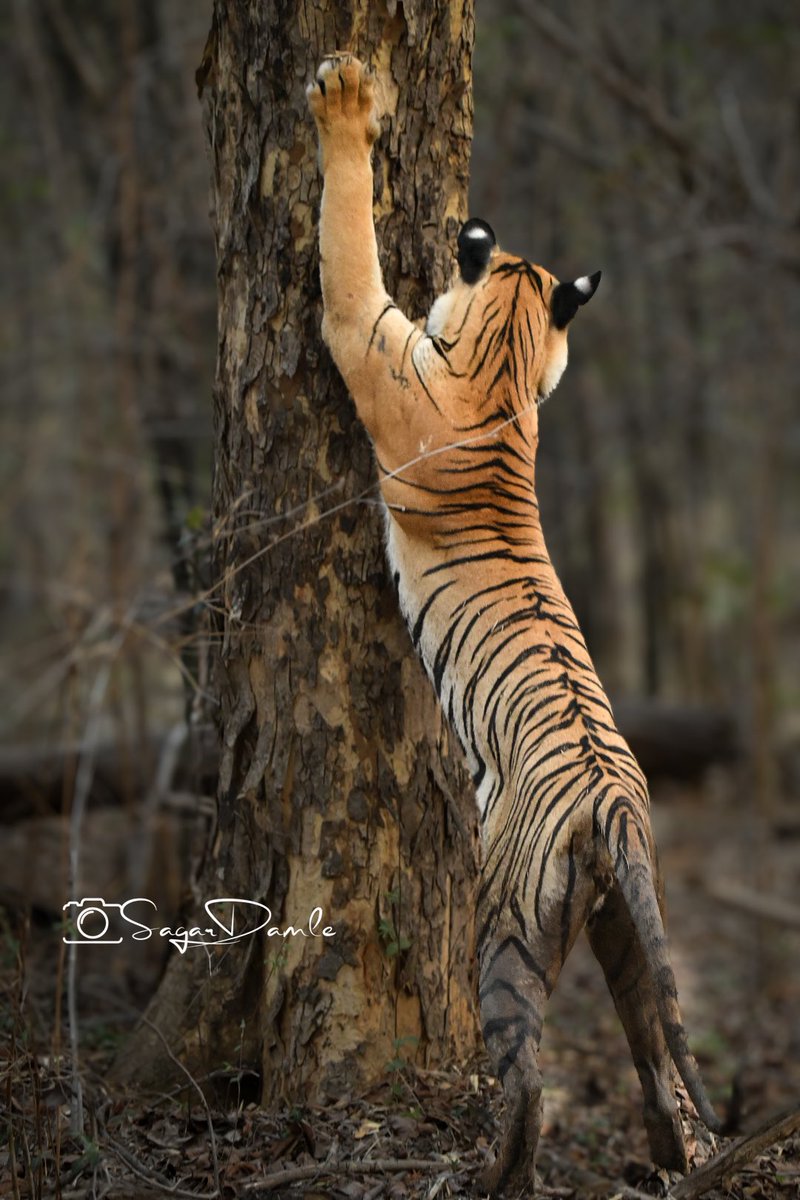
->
[307,58,383,331]
[307,56,420,437]
[587,883,689,1172]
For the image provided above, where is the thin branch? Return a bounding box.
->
[717,84,780,222]
[42,0,106,102]
[7,604,114,732]
[514,1,716,182]
[104,1130,219,1199]
[66,623,129,1135]
[152,402,540,634]
[520,111,617,171]
[644,223,800,273]
[137,1016,221,1197]
[671,1106,800,1199]
[245,1157,464,1192]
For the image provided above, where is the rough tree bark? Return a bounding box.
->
[113,0,480,1101]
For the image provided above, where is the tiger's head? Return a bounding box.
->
[425,219,600,408]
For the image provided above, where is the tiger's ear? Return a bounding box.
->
[551,271,602,330]
[457,218,496,284]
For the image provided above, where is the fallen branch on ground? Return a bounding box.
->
[246,1157,460,1192]
[671,1106,800,1199]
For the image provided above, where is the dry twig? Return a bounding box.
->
[671,1106,800,1199]
[104,1130,219,1199]
[137,1015,221,1197]
[246,1156,462,1192]
[66,626,129,1135]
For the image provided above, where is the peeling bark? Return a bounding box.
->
[113,0,480,1101]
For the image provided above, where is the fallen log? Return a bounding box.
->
[611,697,738,779]
[0,724,219,823]
[705,878,800,930]
[2,699,739,825]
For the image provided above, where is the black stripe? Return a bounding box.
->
[366,302,397,353]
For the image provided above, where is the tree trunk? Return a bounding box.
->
[112,0,480,1103]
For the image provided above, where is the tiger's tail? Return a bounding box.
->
[594,792,722,1134]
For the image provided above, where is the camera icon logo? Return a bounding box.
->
[62,898,125,944]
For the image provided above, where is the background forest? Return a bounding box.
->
[3,1,799,787]
[1,0,799,1196]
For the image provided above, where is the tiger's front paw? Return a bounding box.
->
[306,54,379,165]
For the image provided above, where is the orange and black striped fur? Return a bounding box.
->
[308,56,720,1194]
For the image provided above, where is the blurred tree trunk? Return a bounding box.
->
[113,0,480,1101]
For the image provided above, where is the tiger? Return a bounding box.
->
[307,55,720,1195]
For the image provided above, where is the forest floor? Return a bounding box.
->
[2,772,799,1199]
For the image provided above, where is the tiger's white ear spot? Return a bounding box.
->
[457,218,496,284]
[574,275,593,295]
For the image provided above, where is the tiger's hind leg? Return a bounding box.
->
[587,882,688,1172]
[477,930,551,1196]
[477,835,602,1194]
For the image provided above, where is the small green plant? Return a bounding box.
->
[378,890,412,958]
[265,949,289,975]
[64,1135,102,1183]
[184,504,207,532]
[386,1034,419,1099]
[82,1021,124,1056]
